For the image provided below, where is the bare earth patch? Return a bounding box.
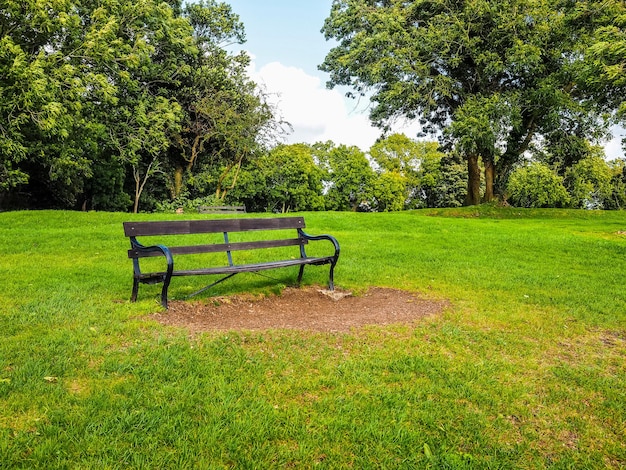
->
[151,286,449,333]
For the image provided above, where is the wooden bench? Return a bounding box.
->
[123,217,340,308]
[197,205,246,214]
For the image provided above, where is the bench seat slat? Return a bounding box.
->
[137,256,335,279]
[128,238,306,258]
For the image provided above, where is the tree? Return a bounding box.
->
[607,159,626,209]
[0,0,196,210]
[0,0,99,205]
[167,1,283,202]
[565,153,615,209]
[320,0,619,205]
[371,171,407,212]
[430,153,468,208]
[369,133,447,208]
[315,143,375,211]
[228,144,325,213]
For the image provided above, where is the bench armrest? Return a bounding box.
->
[136,244,173,261]
[298,229,340,261]
[129,241,174,308]
[129,239,174,275]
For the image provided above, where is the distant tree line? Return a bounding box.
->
[159,133,626,213]
[158,135,467,213]
[1,0,625,212]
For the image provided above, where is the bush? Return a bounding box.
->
[506,162,571,208]
[154,193,221,213]
[565,156,615,209]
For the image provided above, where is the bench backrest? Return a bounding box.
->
[123,217,307,259]
[197,205,246,214]
[124,217,304,237]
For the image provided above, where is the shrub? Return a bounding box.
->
[565,156,615,209]
[154,193,221,213]
[506,162,571,208]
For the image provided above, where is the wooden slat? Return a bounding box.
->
[137,256,335,279]
[123,217,305,237]
[173,257,336,275]
[128,238,307,258]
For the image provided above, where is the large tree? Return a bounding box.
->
[320,0,620,205]
[0,0,280,211]
[0,0,195,209]
[167,1,282,202]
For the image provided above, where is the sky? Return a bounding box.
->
[226,0,624,158]
[226,0,421,151]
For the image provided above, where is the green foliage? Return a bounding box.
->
[565,155,616,209]
[0,0,279,212]
[428,153,468,208]
[164,1,282,204]
[184,0,246,47]
[368,134,467,209]
[449,94,515,158]
[579,1,626,117]
[86,157,133,212]
[607,159,626,209]
[371,171,407,212]
[229,144,325,212]
[369,134,423,175]
[369,134,444,209]
[320,0,620,202]
[317,143,375,211]
[154,192,221,213]
[507,162,571,208]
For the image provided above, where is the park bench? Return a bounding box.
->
[198,205,246,214]
[123,217,340,308]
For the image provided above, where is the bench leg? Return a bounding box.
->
[297,265,305,286]
[160,275,172,309]
[328,262,336,291]
[131,278,139,302]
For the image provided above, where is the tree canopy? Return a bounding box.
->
[0,0,280,211]
[320,0,625,205]
[2,0,625,212]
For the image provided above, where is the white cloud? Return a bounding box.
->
[250,61,421,151]
[250,60,625,160]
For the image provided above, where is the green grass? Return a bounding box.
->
[1,208,625,468]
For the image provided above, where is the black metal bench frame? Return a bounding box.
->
[123,217,340,308]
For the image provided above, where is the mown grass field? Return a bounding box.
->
[1,208,625,468]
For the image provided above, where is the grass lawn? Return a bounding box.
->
[0,207,625,468]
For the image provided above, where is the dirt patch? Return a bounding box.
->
[151,286,449,334]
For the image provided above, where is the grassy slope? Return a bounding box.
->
[0,208,625,468]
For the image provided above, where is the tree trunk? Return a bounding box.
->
[133,170,141,214]
[483,158,494,202]
[465,154,481,206]
[173,166,184,198]
[215,156,244,201]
